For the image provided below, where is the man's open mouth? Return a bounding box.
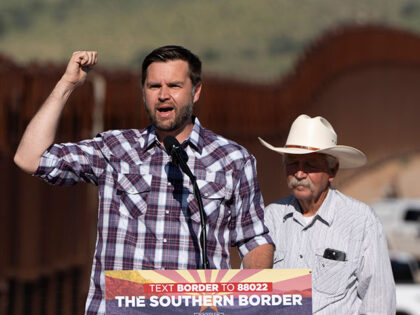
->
[157,106,174,113]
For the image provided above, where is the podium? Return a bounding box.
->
[105,269,312,314]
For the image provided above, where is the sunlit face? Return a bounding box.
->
[143,60,201,136]
[284,153,337,203]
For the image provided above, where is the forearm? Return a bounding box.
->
[14,79,76,173]
[14,51,98,173]
[242,244,274,269]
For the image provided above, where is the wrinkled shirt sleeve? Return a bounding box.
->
[33,135,106,186]
[357,218,396,314]
[231,155,273,257]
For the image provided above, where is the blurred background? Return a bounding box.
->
[1,0,420,314]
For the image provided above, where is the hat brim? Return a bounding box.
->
[258,137,367,169]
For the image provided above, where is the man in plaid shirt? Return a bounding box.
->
[14,46,274,314]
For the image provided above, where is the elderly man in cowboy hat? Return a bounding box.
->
[259,114,395,314]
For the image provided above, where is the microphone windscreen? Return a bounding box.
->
[163,136,180,155]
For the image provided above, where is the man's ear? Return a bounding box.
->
[329,162,339,183]
[193,82,202,103]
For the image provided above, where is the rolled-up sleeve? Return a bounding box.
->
[231,155,273,257]
[34,136,106,186]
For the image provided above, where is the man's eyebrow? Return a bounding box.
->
[168,81,184,85]
[146,81,161,86]
[146,80,184,86]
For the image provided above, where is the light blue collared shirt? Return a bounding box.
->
[265,188,396,314]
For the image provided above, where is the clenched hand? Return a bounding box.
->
[61,51,98,87]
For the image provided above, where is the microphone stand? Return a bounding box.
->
[192,177,210,270]
[172,148,210,269]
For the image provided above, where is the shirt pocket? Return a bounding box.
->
[188,172,233,228]
[115,173,152,219]
[273,249,286,268]
[313,248,351,296]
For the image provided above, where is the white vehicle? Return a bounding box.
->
[390,252,420,315]
[371,199,420,260]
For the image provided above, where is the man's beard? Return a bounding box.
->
[144,88,196,132]
[287,177,315,192]
[153,103,192,132]
[145,100,194,132]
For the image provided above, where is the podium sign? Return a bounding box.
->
[105,269,312,314]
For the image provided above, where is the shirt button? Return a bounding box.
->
[163,238,167,243]
[165,210,170,214]
[167,182,171,186]
[299,254,303,258]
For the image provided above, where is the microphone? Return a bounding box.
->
[163,136,210,269]
[163,136,194,180]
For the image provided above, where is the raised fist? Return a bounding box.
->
[61,51,98,87]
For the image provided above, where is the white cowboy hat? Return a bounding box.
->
[258,114,367,169]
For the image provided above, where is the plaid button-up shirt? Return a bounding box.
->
[34,118,272,315]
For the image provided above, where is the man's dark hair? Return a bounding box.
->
[141,45,202,87]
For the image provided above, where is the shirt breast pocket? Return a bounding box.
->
[313,249,352,296]
[115,173,152,219]
[273,249,286,268]
[188,173,233,228]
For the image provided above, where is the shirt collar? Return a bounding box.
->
[142,116,204,154]
[285,188,336,226]
[313,188,335,226]
[143,125,160,151]
[187,116,204,154]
